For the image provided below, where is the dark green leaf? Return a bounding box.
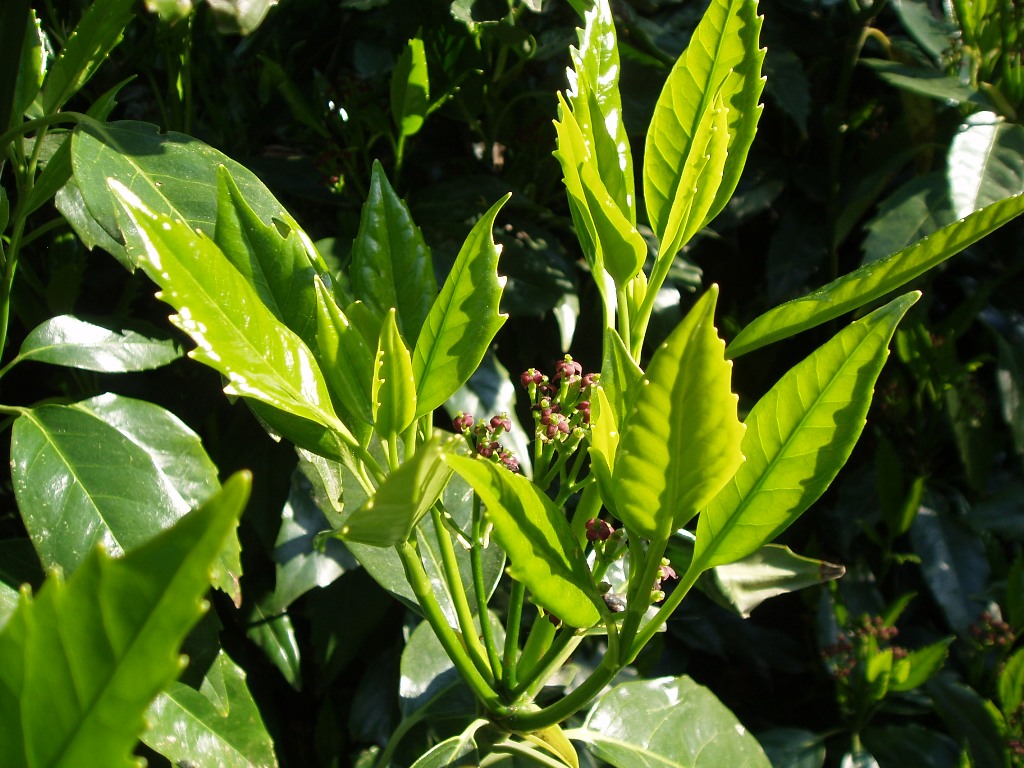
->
[143,650,278,768]
[947,112,1024,218]
[447,454,603,628]
[400,616,478,719]
[570,675,771,767]
[927,677,1010,768]
[861,59,991,108]
[692,294,918,573]
[861,724,960,768]
[757,728,825,768]
[0,472,249,768]
[413,194,509,418]
[0,0,32,133]
[15,314,180,372]
[408,720,490,767]
[613,286,744,538]
[861,172,955,265]
[727,193,1024,358]
[350,161,437,343]
[11,395,222,574]
[34,0,136,116]
[20,131,72,220]
[391,37,429,137]
[246,605,302,689]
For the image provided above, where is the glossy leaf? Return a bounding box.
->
[408,720,490,768]
[110,183,345,438]
[11,394,222,573]
[447,455,602,628]
[14,315,180,372]
[927,678,1010,768]
[613,286,744,539]
[72,121,325,271]
[350,161,437,343]
[569,676,771,768]
[709,544,846,617]
[643,0,764,252]
[372,308,417,436]
[861,59,991,108]
[33,0,135,116]
[391,37,429,137]
[245,605,302,689]
[315,277,375,427]
[947,112,1024,219]
[727,193,1024,357]
[578,160,647,285]
[861,172,955,265]
[214,166,321,349]
[566,0,634,220]
[327,435,453,546]
[143,650,278,768]
[400,614,481,719]
[413,194,509,418]
[0,472,249,768]
[691,294,918,573]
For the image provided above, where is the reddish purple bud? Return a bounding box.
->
[453,412,474,432]
[477,441,500,458]
[581,372,598,389]
[554,355,583,381]
[585,518,614,541]
[577,400,591,424]
[490,414,512,433]
[521,368,543,387]
[499,451,520,473]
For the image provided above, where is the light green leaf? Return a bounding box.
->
[14,315,181,372]
[948,112,1024,219]
[314,277,376,427]
[327,435,454,546]
[12,9,45,123]
[110,182,344,438]
[143,650,278,768]
[11,394,222,574]
[34,0,136,116]
[245,605,301,689]
[413,195,509,418]
[0,472,249,768]
[890,637,953,692]
[350,161,437,342]
[566,0,635,220]
[408,720,489,768]
[728,193,1024,358]
[372,308,417,436]
[613,286,744,539]
[144,0,193,24]
[569,675,771,768]
[643,0,764,252]
[588,386,621,518]
[214,166,321,349]
[998,647,1024,718]
[391,37,429,137]
[447,455,603,628]
[691,293,919,574]
[578,160,647,285]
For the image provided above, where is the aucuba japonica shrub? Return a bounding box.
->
[4,0,1024,765]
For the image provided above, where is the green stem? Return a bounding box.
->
[625,561,700,662]
[616,282,632,357]
[515,612,557,684]
[630,250,675,360]
[503,580,527,690]
[504,622,622,731]
[0,112,90,155]
[431,505,496,686]
[396,541,507,713]
[617,532,668,658]
[471,496,504,688]
[514,628,585,701]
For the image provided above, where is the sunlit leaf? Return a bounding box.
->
[372,308,417,437]
[110,182,345,438]
[691,294,918,574]
[391,37,429,137]
[447,455,603,628]
[613,286,744,539]
[643,0,764,252]
[15,315,180,372]
[728,194,1024,357]
[143,650,278,768]
[0,473,249,768]
[568,676,771,767]
[413,195,509,418]
[947,112,1024,219]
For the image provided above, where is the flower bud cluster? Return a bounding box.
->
[651,559,678,603]
[521,355,597,445]
[452,411,520,473]
[969,610,1015,648]
[821,614,907,680]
